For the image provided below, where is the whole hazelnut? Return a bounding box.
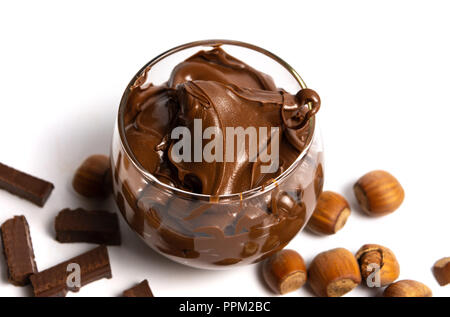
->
[307,191,351,235]
[383,280,432,297]
[353,170,404,216]
[308,248,361,297]
[262,249,307,295]
[432,257,450,286]
[72,155,111,198]
[355,244,400,287]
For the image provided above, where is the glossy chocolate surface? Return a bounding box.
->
[113,45,323,269]
[124,47,320,195]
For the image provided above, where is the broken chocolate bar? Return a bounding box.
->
[0,162,54,207]
[30,245,112,297]
[123,279,154,297]
[0,215,38,286]
[55,208,121,245]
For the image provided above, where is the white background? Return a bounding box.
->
[0,0,449,297]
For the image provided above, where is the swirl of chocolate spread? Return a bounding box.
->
[124,47,320,196]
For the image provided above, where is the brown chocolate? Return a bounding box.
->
[0,216,38,286]
[30,245,111,297]
[124,47,320,196]
[123,279,154,297]
[55,208,121,245]
[0,162,54,207]
[113,45,323,268]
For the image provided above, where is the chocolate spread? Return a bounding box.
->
[123,47,320,195]
[113,45,323,269]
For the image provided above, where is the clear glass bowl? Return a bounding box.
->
[111,40,324,269]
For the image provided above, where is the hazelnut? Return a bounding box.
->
[307,191,351,235]
[72,155,111,198]
[308,248,361,297]
[432,257,450,286]
[355,244,400,287]
[383,280,432,297]
[353,170,404,216]
[262,249,307,294]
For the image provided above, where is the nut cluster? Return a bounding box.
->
[260,169,442,297]
[306,170,405,237]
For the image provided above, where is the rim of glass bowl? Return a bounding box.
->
[118,39,316,202]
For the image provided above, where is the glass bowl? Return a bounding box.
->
[111,40,324,269]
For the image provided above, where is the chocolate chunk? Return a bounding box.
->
[0,216,38,286]
[123,279,154,297]
[30,245,111,297]
[0,162,54,207]
[55,208,121,245]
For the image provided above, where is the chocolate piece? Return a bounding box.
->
[0,162,54,207]
[0,216,38,286]
[55,208,121,245]
[30,245,111,297]
[123,279,154,297]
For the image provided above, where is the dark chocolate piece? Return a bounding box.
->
[0,216,38,286]
[123,279,154,297]
[30,245,111,297]
[55,208,121,245]
[0,162,54,207]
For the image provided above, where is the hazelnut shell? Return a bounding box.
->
[72,155,111,198]
[432,257,450,286]
[356,244,400,287]
[307,191,351,235]
[383,280,432,297]
[308,248,361,297]
[262,249,307,295]
[353,170,404,216]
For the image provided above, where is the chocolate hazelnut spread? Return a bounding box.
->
[123,47,320,195]
[112,43,323,269]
